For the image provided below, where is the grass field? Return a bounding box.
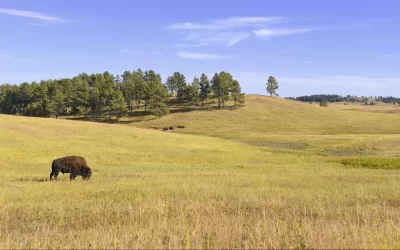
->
[1,95,400,249]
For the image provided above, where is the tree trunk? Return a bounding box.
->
[218,96,221,109]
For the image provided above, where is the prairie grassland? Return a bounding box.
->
[1,96,400,249]
[133,95,400,138]
[327,101,400,114]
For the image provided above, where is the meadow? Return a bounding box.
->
[1,95,400,249]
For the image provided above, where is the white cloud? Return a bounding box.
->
[168,16,285,30]
[168,16,285,48]
[179,32,250,47]
[0,8,68,23]
[379,54,394,58]
[177,51,232,60]
[253,28,315,38]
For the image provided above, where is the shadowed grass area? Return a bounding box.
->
[340,157,400,169]
[1,95,400,249]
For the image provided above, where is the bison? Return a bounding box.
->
[168,126,175,130]
[177,125,185,129]
[50,156,92,181]
[163,127,169,131]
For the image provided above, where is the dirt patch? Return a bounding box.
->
[243,141,309,150]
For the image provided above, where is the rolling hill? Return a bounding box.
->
[1,95,400,248]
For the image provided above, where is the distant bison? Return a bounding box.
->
[177,126,185,129]
[168,126,175,130]
[163,127,169,131]
[50,156,92,181]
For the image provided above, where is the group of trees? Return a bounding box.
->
[285,94,400,105]
[0,70,245,120]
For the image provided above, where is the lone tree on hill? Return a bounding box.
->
[266,76,279,96]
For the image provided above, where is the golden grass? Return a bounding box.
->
[1,95,400,249]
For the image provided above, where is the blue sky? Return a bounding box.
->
[0,0,399,97]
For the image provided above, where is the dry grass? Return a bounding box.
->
[1,95,400,249]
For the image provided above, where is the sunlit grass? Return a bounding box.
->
[1,95,400,248]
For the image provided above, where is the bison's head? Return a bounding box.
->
[82,168,92,180]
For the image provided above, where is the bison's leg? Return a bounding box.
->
[53,171,59,181]
[50,171,54,181]
[70,171,76,181]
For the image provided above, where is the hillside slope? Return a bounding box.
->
[134,95,400,139]
[1,113,400,248]
[0,114,285,178]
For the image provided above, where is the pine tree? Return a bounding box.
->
[266,76,279,96]
[71,77,90,117]
[211,71,233,109]
[230,80,245,108]
[199,73,210,106]
[148,78,170,118]
[111,89,127,121]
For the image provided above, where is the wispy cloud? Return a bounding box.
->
[379,54,395,58]
[168,16,285,30]
[177,51,232,60]
[253,28,315,38]
[0,8,68,23]
[178,32,250,48]
[168,16,285,48]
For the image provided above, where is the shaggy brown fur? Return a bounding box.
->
[50,156,92,181]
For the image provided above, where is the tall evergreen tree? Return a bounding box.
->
[266,76,279,96]
[211,71,233,109]
[199,73,210,106]
[121,71,135,113]
[71,77,90,117]
[230,80,245,108]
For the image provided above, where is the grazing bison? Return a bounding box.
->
[163,127,169,131]
[168,126,175,130]
[177,125,185,129]
[50,156,92,181]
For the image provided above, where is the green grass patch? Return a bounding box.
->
[340,157,400,169]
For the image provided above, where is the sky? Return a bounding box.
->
[0,0,399,97]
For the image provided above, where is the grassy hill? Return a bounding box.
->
[1,95,400,248]
[133,95,400,137]
[130,95,400,157]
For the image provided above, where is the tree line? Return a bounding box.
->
[0,70,245,120]
[285,94,400,104]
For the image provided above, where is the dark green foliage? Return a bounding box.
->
[199,73,210,106]
[294,94,400,104]
[0,69,245,119]
[211,71,235,109]
[266,76,279,96]
[165,72,187,100]
[340,158,400,169]
[230,80,245,108]
[296,94,344,103]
